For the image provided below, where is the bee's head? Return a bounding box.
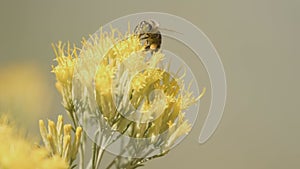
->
[134,19,160,34]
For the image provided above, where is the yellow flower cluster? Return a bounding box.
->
[0,115,68,169]
[89,29,204,141]
[50,26,206,168]
[39,115,82,165]
[51,42,78,103]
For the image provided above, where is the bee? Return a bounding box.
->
[134,19,162,53]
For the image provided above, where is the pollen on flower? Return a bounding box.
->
[167,120,175,128]
[95,65,115,94]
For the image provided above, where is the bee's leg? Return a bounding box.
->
[144,45,150,51]
[140,34,150,40]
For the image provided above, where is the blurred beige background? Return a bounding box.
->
[0,0,299,168]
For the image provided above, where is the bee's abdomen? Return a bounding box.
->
[138,31,162,52]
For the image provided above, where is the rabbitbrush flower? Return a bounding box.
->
[50,25,205,169]
[0,115,68,169]
[39,115,82,167]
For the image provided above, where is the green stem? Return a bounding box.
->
[106,159,116,169]
[95,147,105,169]
[79,136,85,169]
[65,97,85,169]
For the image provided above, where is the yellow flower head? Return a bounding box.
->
[39,115,82,165]
[51,42,79,114]
[0,115,68,169]
[51,42,78,93]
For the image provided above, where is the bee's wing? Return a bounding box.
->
[159,27,184,35]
